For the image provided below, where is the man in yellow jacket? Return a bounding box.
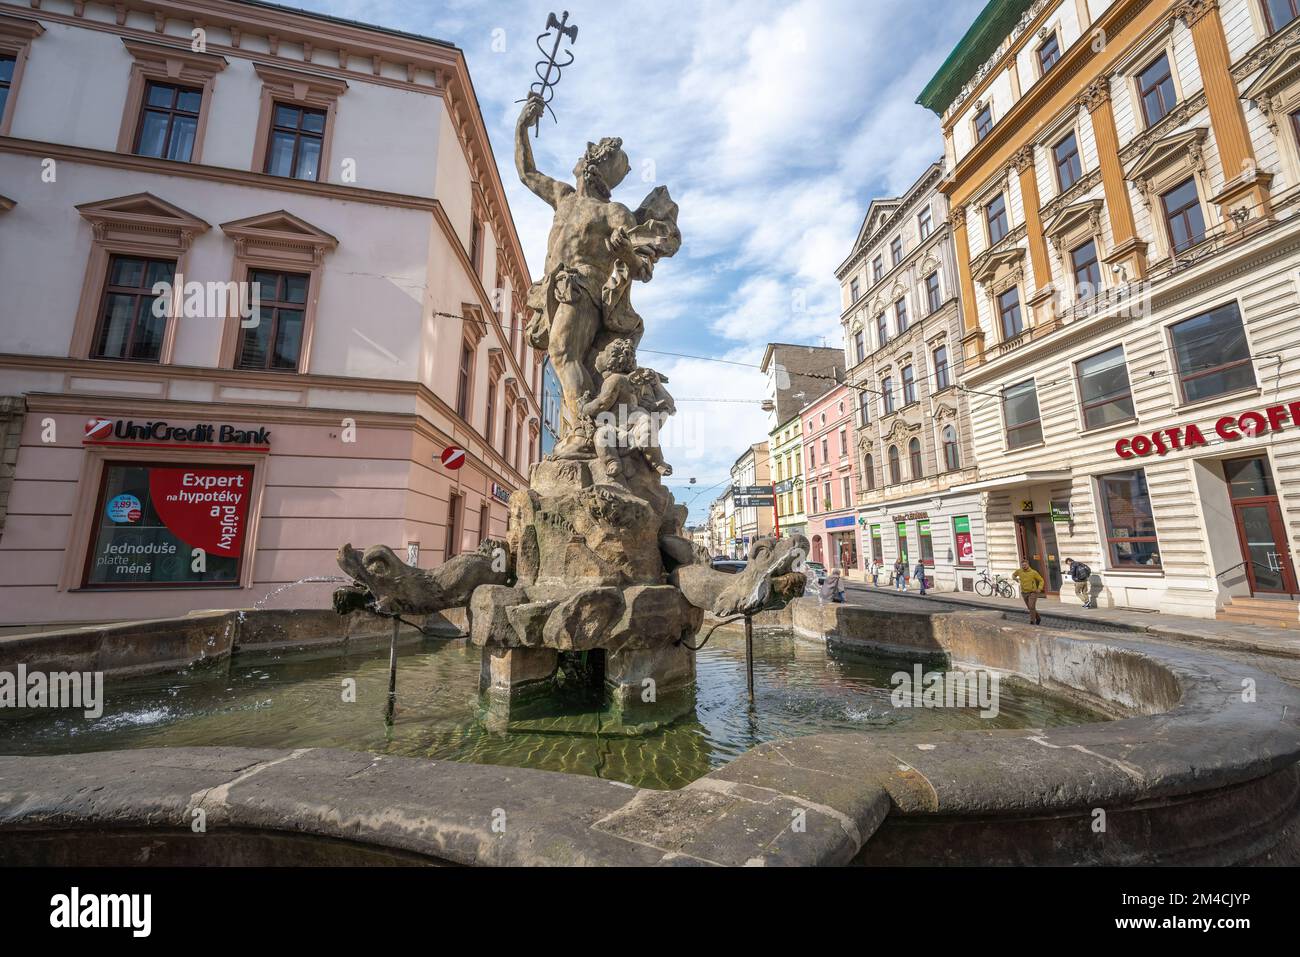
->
[1011,559,1045,625]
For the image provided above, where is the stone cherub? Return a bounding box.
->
[515,91,680,460]
[580,338,672,481]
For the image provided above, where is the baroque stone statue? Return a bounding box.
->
[334,92,806,727]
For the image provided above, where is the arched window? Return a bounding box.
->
[865,453,876,491]
[888,445,901,484]
[909,438,923,479]
[942,425,961,471]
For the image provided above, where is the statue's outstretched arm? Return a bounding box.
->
[516,94,571,209]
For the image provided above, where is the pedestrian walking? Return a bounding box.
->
[1011,559,1045,625]
[1065,558,1094,609]
[893,558,907,591]
[913,561,928,596]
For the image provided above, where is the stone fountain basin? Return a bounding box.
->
[0,598,1298,865]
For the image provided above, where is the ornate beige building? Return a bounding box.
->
[836,162,986,590]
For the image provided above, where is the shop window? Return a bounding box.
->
[1138,53,1177,127]
[83,462,253,588]
[1225,456,1275,498]
[870,524,883,563]
[888,445,901,484]
[908,437,923,478]
[953,516,974,566]
[942,425,961,471]
[1161,177,1205,253]
[896,522,909,563]
[134,81,202,162]
[1053,132,1082,191]
[1077,346,1135,428]
[919,519,934,566]
[1003,379,1044,449]
[237,270,309,372]
[1099,469,1161,567]
[1171,302,1255,403]
[92,255,175,362]
[926,272,942,313]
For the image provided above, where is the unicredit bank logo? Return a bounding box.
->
[82,417,271,448]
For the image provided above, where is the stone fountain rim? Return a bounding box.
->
[0,601,1298,865]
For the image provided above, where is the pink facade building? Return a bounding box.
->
[0,0,541,629]
[800,382,861,576]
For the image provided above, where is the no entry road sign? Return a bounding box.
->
[439,445,466,470]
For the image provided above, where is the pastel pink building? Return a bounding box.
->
[0,0,541,629]
[800,382,861,576]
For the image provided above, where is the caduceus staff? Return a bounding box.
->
[515,10,578,136]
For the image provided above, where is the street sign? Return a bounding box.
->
[440,444,467,469]
[773,479,795,494]
[735,485,771,495]
[735,496,774,508]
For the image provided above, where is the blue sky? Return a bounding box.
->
[291,0,986,523]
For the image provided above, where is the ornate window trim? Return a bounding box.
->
[1241,40,1300,188]
[1124,126,1213,260]
[116,38,227,163]
[250,63,348,181]
[0,13,43,137]
[71,192,210,363]
[216,210,338,374]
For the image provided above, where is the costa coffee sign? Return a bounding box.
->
[1116,400,1300,459]
[84,417,270,449]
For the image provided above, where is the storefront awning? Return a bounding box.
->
[948,470,1073,494]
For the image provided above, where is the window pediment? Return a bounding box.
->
[121,37,227,82]
[77,192,210,248]
[1124,127,1208,193]
[972,245,1025,286]
[1242,44,1300,132]
[1043,198,1104,243]
[220,210,338,265]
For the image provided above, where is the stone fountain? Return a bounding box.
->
[334,92,806,726]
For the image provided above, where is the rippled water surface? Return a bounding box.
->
[0,630,1102,789]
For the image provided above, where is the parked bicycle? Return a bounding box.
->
[974,568,1016,598]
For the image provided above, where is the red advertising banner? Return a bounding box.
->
[148,467,253,557]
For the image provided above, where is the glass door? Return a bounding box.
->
[1226,457,1298,596]
[1016,515,1062,595]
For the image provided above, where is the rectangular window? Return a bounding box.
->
[870,524,883,563]
[953,515,974,566]
[1053,132,1082,191]
[1077,346,1135,429]
[485,379,497,448]
[237,270,309,372]
[933,345,950,390]
[842,476,852,507]
[811,487,818,513]
[896,522,909,563]
[456,342,473,419]
[134,81,201,162]
[850,277,860,302]
[808,443,815,468]
[882,376,895,415]
[1266,0,1300,32]
[1138,54,1177,127]
[997,287,1023,340]
[84,462,253,588]
[839,428,847,456]
[859,388,871,426]
[1003,379,1043,449]
[986,194,1008,244]
[925,272,942,313]
[872,255,883,282]
[1037,34,1061,74]
[902,364,916,405]
[1099,469,1160,567]
[854,330,865,363]
[446,492,462,558]
[974,104,993,141]
[919,519,934,566]
[1071,239,1101,299]
[918,206,932,239]
[876,313,888,347]
[1162,177,1205,253]
[93,255,175,362]
[1171,301,1256,403]
[895,297,909,333]
[1293,109,1300,147]
[480,503,490,543]
[823,481,832,510]
[821,437,828,462]
[0,55,14,122]
[264,103,325,181]
[891,236,903,265]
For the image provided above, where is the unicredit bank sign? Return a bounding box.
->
[1116,400,1300,459]
[84,417,271,449]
